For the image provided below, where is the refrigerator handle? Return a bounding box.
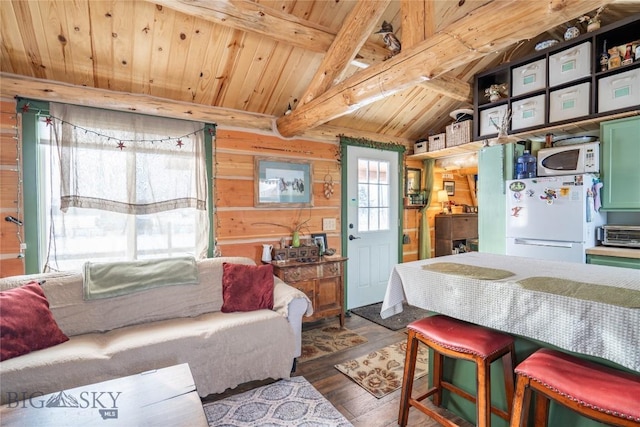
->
[514,239,574,248]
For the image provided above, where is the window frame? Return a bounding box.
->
[18,99,215,273]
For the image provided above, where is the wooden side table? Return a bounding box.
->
[435,213,478,257]
[271,257,347,327]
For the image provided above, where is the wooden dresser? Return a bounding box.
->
[271,257,346,327]
[435,214,478,257]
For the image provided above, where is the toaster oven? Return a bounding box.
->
[597,225,640,248]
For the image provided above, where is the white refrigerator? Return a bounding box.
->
[505,174,606,263]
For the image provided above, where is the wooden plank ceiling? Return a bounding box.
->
[1,0,636,143]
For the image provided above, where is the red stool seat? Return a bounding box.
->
[511,348,640,426]
[409,315,515,358]
[399,315,516,427]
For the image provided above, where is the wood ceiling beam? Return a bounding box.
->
[0,71,408,145]
[0,72,273,132]
[425,75,472,103]
[400,0,426,49]
[400,1,470,101]
[298,0,390,108]
[275,0,610,137]
[149,0,471,103]
[149,0,385,63]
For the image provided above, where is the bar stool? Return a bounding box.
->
[398,315,516,427]
[510,348,640,427]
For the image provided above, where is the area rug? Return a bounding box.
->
[202,376,353,426]
[335,340,428,398]
[351,302,430,331]
[299,326,368,363]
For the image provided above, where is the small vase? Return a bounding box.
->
[489,93,501,103]
[564,26,580,41]
[292,231,300,248]
[587,19,600,32]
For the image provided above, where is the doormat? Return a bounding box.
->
[351,302,430,331]
[335,340,428,398]
[203,376,353,426]
[299,326,368,363]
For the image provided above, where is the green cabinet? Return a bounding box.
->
[586,254,640,269]
[478,144,514,254]
[600,116,640,211]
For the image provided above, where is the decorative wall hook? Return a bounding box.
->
[5,216,23,226]
[323,174,334,199]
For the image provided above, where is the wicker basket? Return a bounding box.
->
[413,140,427,154]
[428,133,446,151]
[445,120,472,147]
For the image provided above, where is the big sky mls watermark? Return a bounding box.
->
[4,389,122,420]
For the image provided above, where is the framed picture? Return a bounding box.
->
[311,233,327,255]
[254,157,313,208]
[444,180,455,196]
[405,168,422,195]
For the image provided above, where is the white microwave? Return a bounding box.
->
[537,142,600,176]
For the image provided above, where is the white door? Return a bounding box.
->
[345,145,400,310]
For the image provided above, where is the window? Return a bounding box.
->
[357,158,390,232]
[20,100,214,273]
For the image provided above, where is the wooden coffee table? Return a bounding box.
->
[0,363,208,426]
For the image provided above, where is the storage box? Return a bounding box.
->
[549,41,591,87]
[445,121,472,147]
[512,58,546,96]
[479,104,508,137]
[512,94,546,130]
[273,246,319,262]
[598,68,640,113]
[428,133,446,151]
[549,82,590,122]
[413,140,427,154]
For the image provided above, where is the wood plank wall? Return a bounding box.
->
[0,97,24,277]
[0,98,477,276]
[213,129,342,264]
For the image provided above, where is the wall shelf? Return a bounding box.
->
[409,109,639,160]
[410,14,640,161]
[473,13,640,142]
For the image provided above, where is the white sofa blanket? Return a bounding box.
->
[0,257,312,404]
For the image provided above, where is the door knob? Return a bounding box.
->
[348,235,360,240]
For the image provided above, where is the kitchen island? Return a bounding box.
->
[382,252,640,426]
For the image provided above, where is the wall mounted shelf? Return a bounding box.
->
[409,14,640,161]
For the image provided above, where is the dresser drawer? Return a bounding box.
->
[282,265,318,282]
[321,262,341,278]
[450,217,478,240]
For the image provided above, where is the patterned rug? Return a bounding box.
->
[351,302,430,331]
[299,326,368,363]
[202,376,353,426]
[335,340,428,398]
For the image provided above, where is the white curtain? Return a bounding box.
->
[44,103,209,269]
[51,103,207,214]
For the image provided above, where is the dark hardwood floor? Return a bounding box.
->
[203,314,473,427]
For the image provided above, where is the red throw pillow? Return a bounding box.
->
[0,281,69,361]
[221,263,275,313]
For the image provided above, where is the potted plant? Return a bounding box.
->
[252,209,311,247]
